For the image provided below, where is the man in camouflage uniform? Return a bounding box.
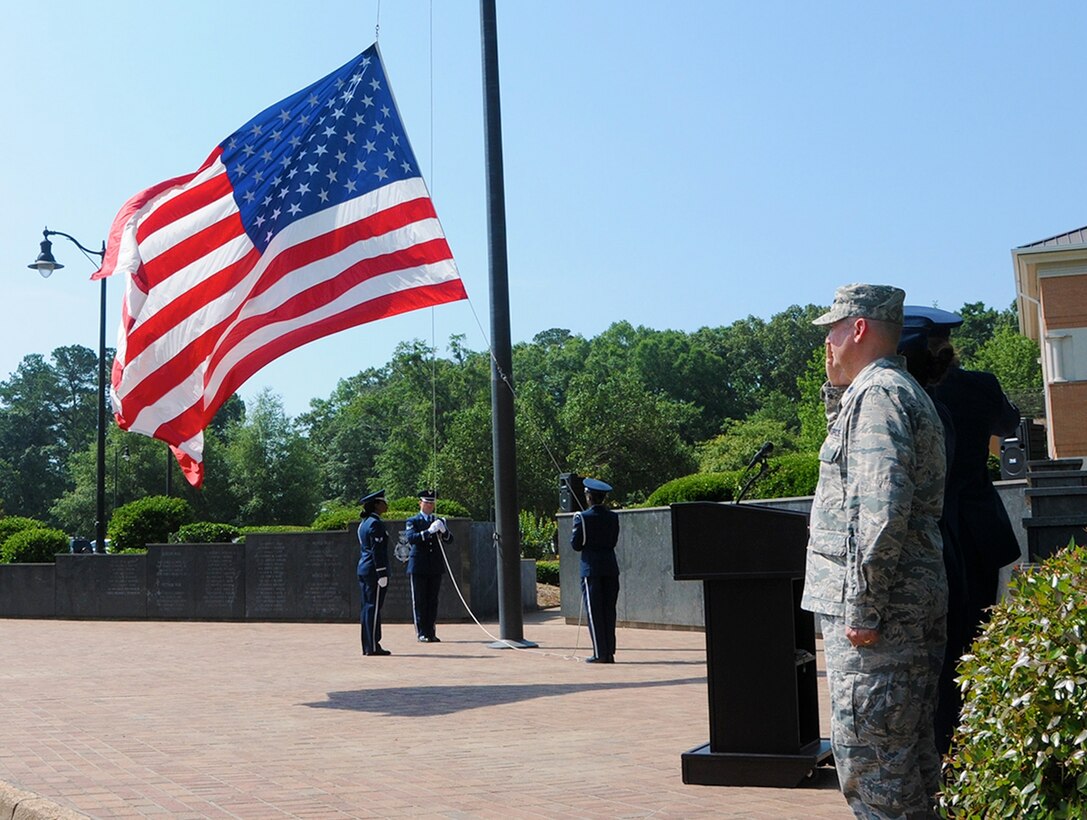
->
[803,283,948,819]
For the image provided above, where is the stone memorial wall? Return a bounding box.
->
[0,517,531,623]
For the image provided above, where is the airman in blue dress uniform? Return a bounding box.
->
[357,489,391,656]
[903,304,1023,755]
[571,478,620,664]
[405,489,453,642]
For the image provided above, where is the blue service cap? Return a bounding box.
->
[359,489,386,505]
[418,489,437,501]
[899,305,963,354]
[897,324,930,354]
[903,305,964,332]
[583,478,613,493]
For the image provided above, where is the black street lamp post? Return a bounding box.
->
[28,228,108,554]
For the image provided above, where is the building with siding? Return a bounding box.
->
[1012,226,1087,459]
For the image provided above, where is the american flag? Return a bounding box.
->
[95,44,467,487]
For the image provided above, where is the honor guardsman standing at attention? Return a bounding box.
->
[405,489,452,642]
[357,489,391,656]
[572,478,620,664]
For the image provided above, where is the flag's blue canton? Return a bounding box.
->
[219,45,421,253]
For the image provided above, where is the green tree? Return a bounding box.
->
[696,417,800,473]
[51,412,238,535]
[223,389,320,525]
[966,326,1045,417]
[797,347,830,452]
[302,368,391,503]
[0,346,102,521]
[434,399,494,519]
[561,370,696,504]
[691,305,826,425]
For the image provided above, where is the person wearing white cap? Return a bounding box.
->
[572,478,620,664]
[405,489,453,643]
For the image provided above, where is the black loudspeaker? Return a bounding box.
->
[1000,438,1026,480]
[1001,418,1047,479]
[558,473,584,512]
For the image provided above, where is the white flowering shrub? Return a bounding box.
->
[940,540,1087,818]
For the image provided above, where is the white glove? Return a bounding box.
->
[377,576,388,588]
[436,518,448,534]
[427,520,442,534]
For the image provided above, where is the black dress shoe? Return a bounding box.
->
[428,635,441,643]
[366,647,391,656]
[585,656,613,664]
[418,635,430,642]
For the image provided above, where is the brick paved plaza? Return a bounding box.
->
[0,612,850,818]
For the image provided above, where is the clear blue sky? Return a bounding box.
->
[3,1,1085,417]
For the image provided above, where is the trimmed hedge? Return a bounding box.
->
[313,498,473,531]
[172,522,241,544]
[1,527,69,563]
[749,453,820,500]
[941,540,1087,817]
[386,496,471,519]
[645,453,821,507]
[109,496,194,552]
[537,559,559,586]
[0,516,49,548]
[234,525,312,544]
[311,503,359,531]
[645,472,740,506]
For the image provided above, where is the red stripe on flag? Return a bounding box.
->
[245,198,440,304]
[116,234,454,425]
[94,148,222,281]
[124,246,261,362]
[140,211,248,291]
[204,237,454,379]
[151,278,468,446]
[135,171,234,242]
[121,197,438,369]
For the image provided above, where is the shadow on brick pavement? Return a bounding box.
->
[0,610,850,818]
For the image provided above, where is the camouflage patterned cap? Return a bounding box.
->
[812,283,905,326]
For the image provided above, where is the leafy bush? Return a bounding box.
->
[537,559,559,586]
[747,453,820,500]
[172,522,241,544]
[0,516,49,547]
[311,502,359,531]
[644,454,819,507]
[940,540,1087,817]
[2,527,69,563]
[520,511,557,559]
[108,496,194,552]
[234,525,312,544]
[645,472,740,506]
[386,496,472,519]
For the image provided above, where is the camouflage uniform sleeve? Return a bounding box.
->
[822,381,847,429]
[843,384,915,630]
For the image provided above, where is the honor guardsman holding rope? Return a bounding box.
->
[405,489,453,643]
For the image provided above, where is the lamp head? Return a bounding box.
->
[28,233,63,278]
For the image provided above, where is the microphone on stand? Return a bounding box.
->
[735,442,775,505]
[746,441,774,470]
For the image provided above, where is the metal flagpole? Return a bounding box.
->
[480,0,535,648]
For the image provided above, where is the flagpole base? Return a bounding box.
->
[489,638,538,650]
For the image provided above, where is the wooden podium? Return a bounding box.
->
[671,502,832,787]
